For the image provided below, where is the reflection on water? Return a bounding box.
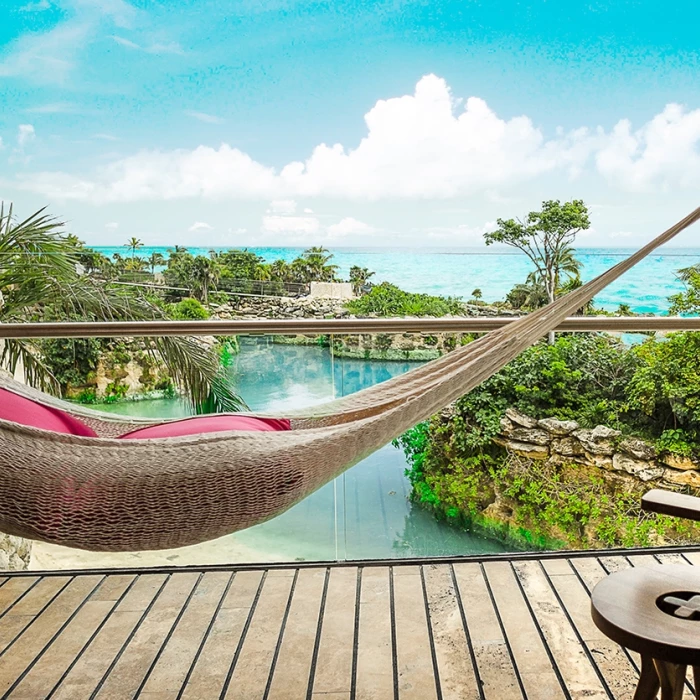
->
[96,337,509,561]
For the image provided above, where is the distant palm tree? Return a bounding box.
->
[147,251,165,275]
[301,246,338,282]
[349,266,375,295]
[190,256,220,304]
[125,237,144,259]
[471,288,483,301]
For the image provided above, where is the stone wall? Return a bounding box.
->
[497,407,700,489]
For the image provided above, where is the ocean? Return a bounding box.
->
[94,246,700,315]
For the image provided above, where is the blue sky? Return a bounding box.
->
[2,0,700,247]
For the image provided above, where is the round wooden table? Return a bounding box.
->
[592,564,700,700]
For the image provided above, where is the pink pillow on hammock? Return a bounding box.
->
[118,414,291,439]
[0,388,98,437]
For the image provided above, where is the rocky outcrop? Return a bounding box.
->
[498,411,699,489]
[0,533,31,571]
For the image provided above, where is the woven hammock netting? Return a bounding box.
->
[1,207,699,552]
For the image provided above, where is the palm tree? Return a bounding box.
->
[0,204,244,411]
[189,256,220,304]
[125,237,144,259]
[301,247,339,282]
[471,288,483,301]
[349,266,375,295]
[147,252,165,275]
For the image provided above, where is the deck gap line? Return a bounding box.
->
[349,567,362,700]
[508,561,571,700]
[89,573,172,700]
[262,569,299,700]
[0,575,51,622]
[175,572,236,700]
[2,574,105,697]
[449,564,484,700]
[218,570,268,700]
[537,561,615,699]
[566,559,640,675]
[0,575,76,658]
[45,575,139,700]
[305,568,330,700]
[479,561,528,700]
[419,565,443,700]
[389,566,398,700]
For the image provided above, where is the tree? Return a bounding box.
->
[485,200,589,305]
[0,203,244,412]
[189,255,220,304]
[349,266,375,295]
[147,252,165,275]
[485,199,589,341]
[125,237,144,259]
[471,288,482,301]
[300,246,338,282]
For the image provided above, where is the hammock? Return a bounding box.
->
[1,207,699,552]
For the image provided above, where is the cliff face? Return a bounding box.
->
[408,407,700,550]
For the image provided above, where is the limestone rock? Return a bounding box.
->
[552,437,585,456]
[0,533,32,571]
[619,437,656,461]
[499,416,514,435]
[663,469,700,489]
[585,453,614,471]
[612,453,664,481]
[508,428,551,446]
[660,453,698,471]
[504,408,538,429]
[537,417,579,435]
[573,427,620,456]
[501,440,549,460]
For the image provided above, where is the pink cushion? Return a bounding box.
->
[118,414,291,439]
[0,388,98,437]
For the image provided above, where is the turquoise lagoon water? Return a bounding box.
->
[96,246,700,314]
[97,338,509,562]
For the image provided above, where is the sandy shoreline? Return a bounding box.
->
[29,534,295,571]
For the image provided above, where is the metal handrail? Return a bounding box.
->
[0,316,699,339]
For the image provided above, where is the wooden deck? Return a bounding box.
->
[1,549,700,699]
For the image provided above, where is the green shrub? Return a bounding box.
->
[169,297,210,320]
[345,282,463,317]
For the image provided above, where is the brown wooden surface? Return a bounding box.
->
[643,489,700,523]
[2,550,700,698]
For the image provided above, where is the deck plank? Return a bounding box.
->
[311,567,357,695]
[422,564,480,700]
[223,571,296,700]
[512,560,608,699]
[482,560,563,699]
[393,566,439,699]
[453,562,522,699]
[266,568,327,700]
[355,567,394,700]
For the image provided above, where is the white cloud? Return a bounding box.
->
[188,221,213,232]
[17,124,35,148]
[26,102,82,114]
[303,207,314,214]
[596,103,700,192]
[105,221,119,230]
[326,217,376,238]
[268,199,297,215]
[262,215,320,234]
[17,75,700,204]
[184,110,224,124]
[92,133,119,141]
[112,35,184,55]
[19,0,52,11]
